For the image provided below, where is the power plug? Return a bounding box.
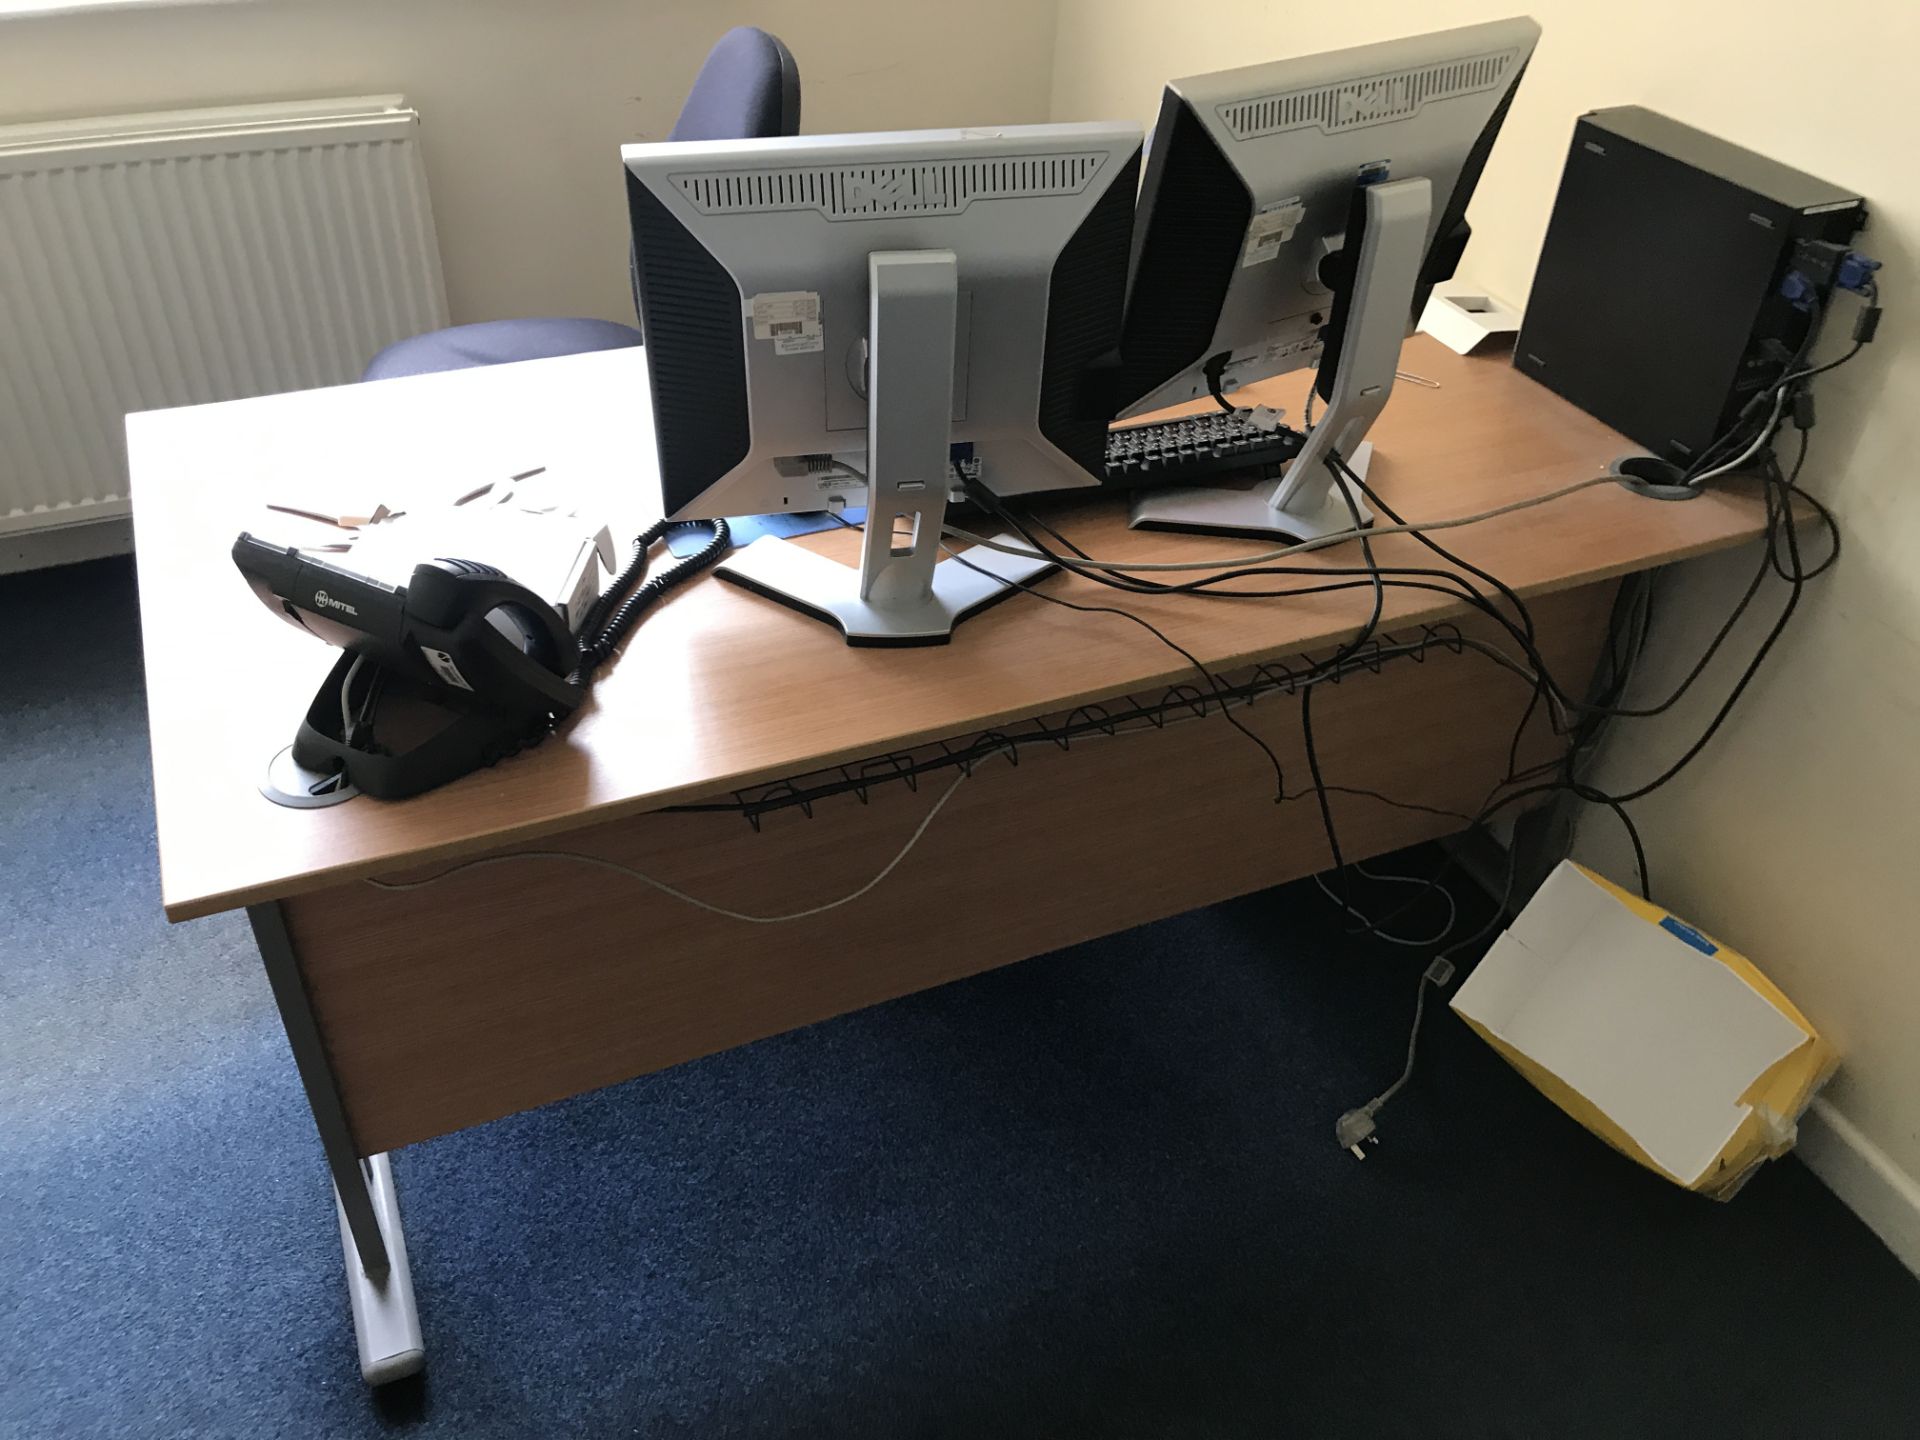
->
[1334,957,1459,1160]
[1335,1107,1378,1160]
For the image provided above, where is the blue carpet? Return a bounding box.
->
[4,557,1918,1439]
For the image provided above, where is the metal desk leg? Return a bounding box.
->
[248,903,425,1386]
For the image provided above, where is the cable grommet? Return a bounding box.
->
[1610,454,1702,501]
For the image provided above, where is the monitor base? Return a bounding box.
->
[1128,440,1376,543]
[717,533,1055,646]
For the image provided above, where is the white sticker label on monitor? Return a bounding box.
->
[1263,335,1317,365]
[420,646,474,691]
[1242,199,1305,267]
[772,331,823,356]
[749,291,824,353]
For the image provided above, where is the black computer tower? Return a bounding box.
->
[1515,107,1865,464]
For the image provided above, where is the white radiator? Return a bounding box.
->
[0,96,449,541]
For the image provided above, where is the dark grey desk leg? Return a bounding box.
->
[248,903,424,1385]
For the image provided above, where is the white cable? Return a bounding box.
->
[1334,961,1443,1156]
[1369,967,1433,1112]
[1313,862,1459,948]
[364,767,972,922]
[354,583,1545,928]
[943,473,1619,574]
[339,653,367,747]
[1686,388,1787,487]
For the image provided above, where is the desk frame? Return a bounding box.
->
[250,579,1614,1383]
[248,903,424,1383]
[130,339,1784,1387]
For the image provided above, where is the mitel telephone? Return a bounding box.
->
[233,518,728,803]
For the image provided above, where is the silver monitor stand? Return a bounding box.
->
[716,250,1055,645]
[1129,177,1433,542]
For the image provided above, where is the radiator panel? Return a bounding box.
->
[0,97,448,539]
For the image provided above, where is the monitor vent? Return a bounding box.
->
[672,152,1107,220]
[1217,49,1518,139]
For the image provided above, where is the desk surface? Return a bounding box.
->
[132,335,1770,921]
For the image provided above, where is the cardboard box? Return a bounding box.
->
[1451,862,1835,1200]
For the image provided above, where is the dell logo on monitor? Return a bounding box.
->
[1340,76,1415,125]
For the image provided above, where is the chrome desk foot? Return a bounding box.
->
[336,1153,424,1386]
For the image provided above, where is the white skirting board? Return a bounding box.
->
[0,516,132,576]
[1796,1098,1920,1277]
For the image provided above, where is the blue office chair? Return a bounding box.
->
[362,26,801,382]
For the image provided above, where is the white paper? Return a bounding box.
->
[1417,283,1523,355]
[343,504,614,629]
[1453,864,1809,1186]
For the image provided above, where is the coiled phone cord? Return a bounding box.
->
[572,518,731,685]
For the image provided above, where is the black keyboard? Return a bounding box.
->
[1103,409,1303,484]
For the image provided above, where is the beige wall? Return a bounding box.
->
[1054,0,1920,1232]
[1,0,1061,326]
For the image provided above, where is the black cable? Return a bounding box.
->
[1302,785,1474,824]
[1203,352,1239,414]
[978,474,1579,942]
[1373,445,1816,921]
[1327,450,1559,792]
[661,639,1508,823]
[1683,291,1826,481]
[979,469,1556,685]
[997,460,1812,809]
[573,519,730,684]
[1377,426,1824,920]
[1679,293,1865,490]
[941,546,1291,799]
[1298,451,1385,911]
[1299,682,1344,873]
[1007,304,1851,746]
[960,478,1478,936]
[1795,340,1865,382]
[975,481,1512,639]
[1308,447,1659,928]
[1770,473,1841,582]
[1604,429,1811,804]
[1023,507,1096,562]
[974,401,1834,925]
[1340,452,1797,730]
[1339,458,1657,865]
[574,518,665,643]
[1556,571,1654,783]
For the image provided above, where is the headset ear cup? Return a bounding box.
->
[483,603,561,669]
[421,557,505,579]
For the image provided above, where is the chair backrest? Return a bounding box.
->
[669,26,803,143]
[631,29,800,339]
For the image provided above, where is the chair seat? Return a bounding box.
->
[361,318,642,382]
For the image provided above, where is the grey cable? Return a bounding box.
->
[1687,388,1787,487]
[364,767,971,922]
[1313,862,1459,948]
[339,653,367,748]
[941,473,1619,574]
[1370,968,1433,1112]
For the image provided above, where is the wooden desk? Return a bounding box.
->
[129,334,1773,1382]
